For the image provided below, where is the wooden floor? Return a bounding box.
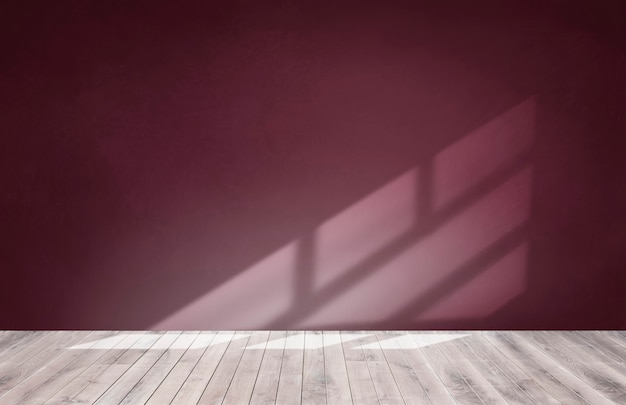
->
[0,331,624,404]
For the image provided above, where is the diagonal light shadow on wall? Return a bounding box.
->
[383,224,528,325]
[294,234,316,302]
[271,99,534,328]
[265,166,531,329]
[153,97,535,330]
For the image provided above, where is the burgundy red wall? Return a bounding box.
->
[1,0,625,329]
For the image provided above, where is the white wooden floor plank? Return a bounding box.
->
[373,330,428,404]
[42,332,147,404]
[574,331,626,364]
[0,332,72,378]
[92,332,181,405]
[341,331,379,405]
[435,335,508,405]
[483,332,590,404]
[605,331,626,349]
[502,332,614,405]
[0,332,38,362]
[448,333,537,405]
[323,331,353,405]
[413,333,483,405]
[196,330,251,405]
[119,332,199,404]
[462,333,560,405]
[0,331,115,404]
[520,331,626,403]
[1,330,625,405]
[145,332,216,404]
[0,331,93,399]
[275,331,305,405]
[393,332,456,405]
[64,333,165,404]
[564,331,626,380]
[302,331,327,405]
[361,334,405,405]
[222,330,270,405]
[249,330,287,405]
[170,331,236,405]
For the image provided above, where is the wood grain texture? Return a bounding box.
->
[119,332,198,404]
[341,331,379,405]
[458,332,560,404]
[92,331,181,405]
[322,331,352,405]
[145,332,215,404]
[435,335,507,405]
[361,332,404,405]
[520,331,626,403]
[0,331,92,399]
[68,333,163,404]
[417,334,484,404]
[564,331,626,379]
[2,331,116,404]
[0,332,39,363]
[222,330,269,405]
[196,331,251,405]
[275,331,305,405]
[502,332,614,405]
[249,330,287,405]
[43,332,147,404]
[483,332,592,404]
[373,331,430,404]
[391,331,455,405]
[302,331,327,405]
[1,330,625,405]
[170,331,236,405]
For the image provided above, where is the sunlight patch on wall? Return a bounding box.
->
[151,241,298,329]
[151,97,536,329]
[417,242,529,321]
[314,168,418,291]
[295,165,532,327]
[433,98,535,210]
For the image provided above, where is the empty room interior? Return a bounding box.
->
[1,0,626,403]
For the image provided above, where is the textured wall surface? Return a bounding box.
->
[1,0,625,329]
